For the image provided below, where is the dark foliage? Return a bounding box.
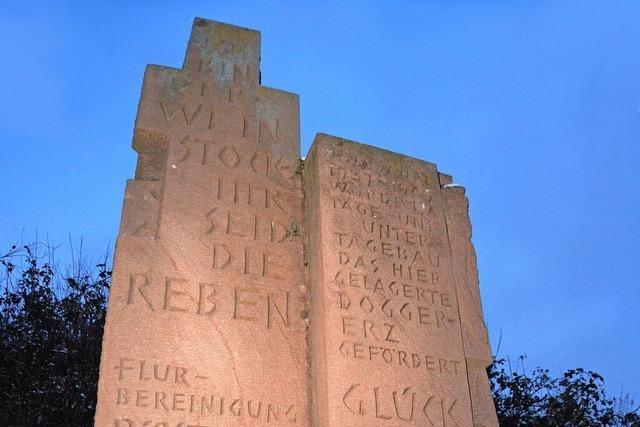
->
[0,244,110,426]
[489,356,640,426]
[0,242,638,426]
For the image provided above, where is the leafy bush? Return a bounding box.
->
[489,356,640,426]
[0,244,110,425]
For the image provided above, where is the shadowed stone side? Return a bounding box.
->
[442,180,499,427]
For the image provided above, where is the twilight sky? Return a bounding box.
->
[1,0,639,400]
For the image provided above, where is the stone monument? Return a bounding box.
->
[96,18,497,426]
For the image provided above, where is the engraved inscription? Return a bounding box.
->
[341,383,461,425]
[304,135,479,426]
[173,138,297,188]
[112,357,299,425]
[338,341,461,376]
[205,208,292,243]
[125,275,293,330]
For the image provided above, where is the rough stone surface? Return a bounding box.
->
[304,135,490,426]
[96,19,308,426]
[96,18,497,427]
[442,180,499,427]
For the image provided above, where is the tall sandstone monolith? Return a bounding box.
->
[96,18,497,427]
[95,19,309,426]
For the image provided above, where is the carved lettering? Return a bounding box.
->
[127,274,154,311]
[340,383,461,424]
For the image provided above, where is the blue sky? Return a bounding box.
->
[1,1,639,400]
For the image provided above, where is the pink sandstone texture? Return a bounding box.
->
[96,18,497,427]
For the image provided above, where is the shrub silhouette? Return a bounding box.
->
[0,243,110,425]
[489,356,639,426]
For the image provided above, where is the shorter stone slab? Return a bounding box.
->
[304,134,492,426]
